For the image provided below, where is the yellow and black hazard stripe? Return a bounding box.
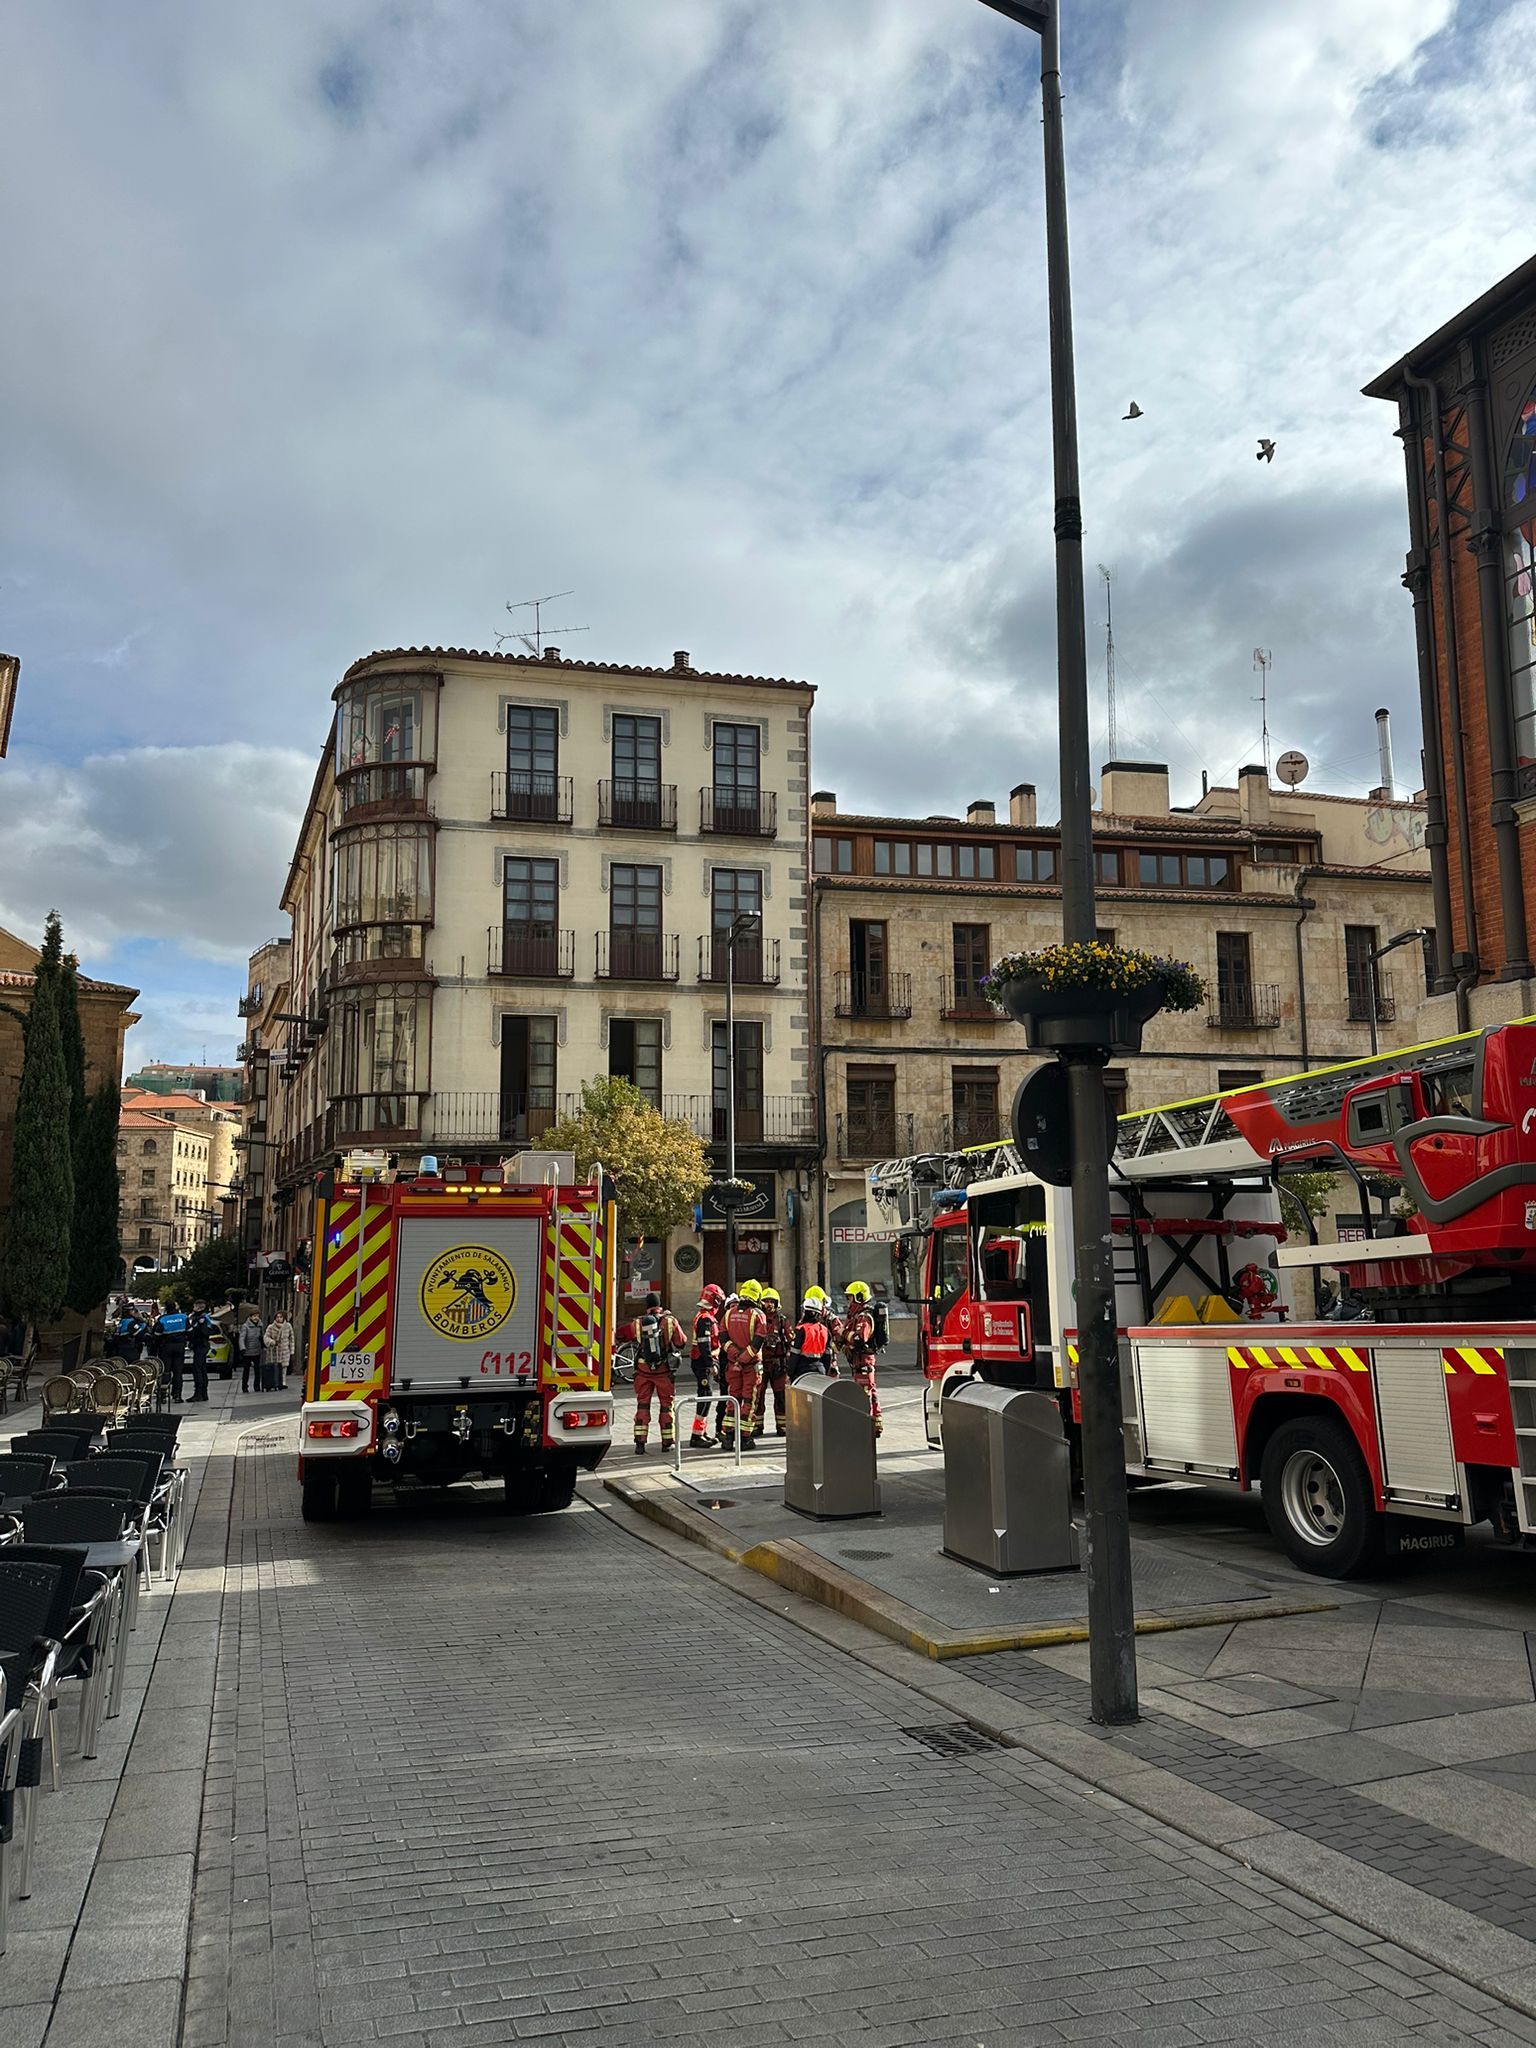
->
[1227,1341,1369,1373]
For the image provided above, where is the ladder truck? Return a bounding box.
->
[298,1149,615,1522]
[868,1020,1536,1577]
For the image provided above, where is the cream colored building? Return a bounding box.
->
[121,1088,243,1220]
[117,1108,213,1273]
[266,645,817,1307]
[816,759,1435,1298]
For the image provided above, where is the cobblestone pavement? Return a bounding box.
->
[178,1429,1521,2048]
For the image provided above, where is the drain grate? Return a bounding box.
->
[839,1547,893,1561]
[901,1722,1005,1759]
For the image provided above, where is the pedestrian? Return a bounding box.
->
[187,1299,214,1404]
[790,1288,837,1378]
[622,1291,686,1454]
[237,1309,265,1393]
[838,1281,882,1439]
[262,1311,294,1392]
[686,1284,724,1449]
[720,1279,766,1449]
[154,1299,190,1404]
[750,1287,791,1439]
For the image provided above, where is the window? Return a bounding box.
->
[142,1138,158,1156]
[138,1228,152,1248]
[814,836,853,873]
[951,924,991,1011]
[845,1065,896,1156]
[711,869,764,978]
[1423,1057,1475,1119]
[1254,842,1300,864]
[609,1019,662,1107]
[332,824,433,948]
[609,862,664,977]
[1095,927,1116,948]
[501,856,561,975]
[334,677,435,808]
[1217,1069,1263,1093]
[1215,931,1256,1023]
[505,705,561,819]
[1014,846,1057,882]
[1345,925,1380,1022]
[848,919,890,1016]
[713,1020,765,1142]
[139,1199,154,1219]
[141,1168,156,1187]
[712,723,760,796]
[1505,383,1536,764]
[873,840,911,875]
[327,983,430,1132]
[1137,850,1230,888]
[1097,849,1120,884]
[612,713,661,797]
[500,1016,557,1142]
[932,1221,968,1314]
[951,1068,999,1147]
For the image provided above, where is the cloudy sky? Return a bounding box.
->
[3,0,1534,1062]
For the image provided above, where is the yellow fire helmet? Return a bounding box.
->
[803,1285,829,1305]
[738,1278,763,1302]
[760,1287,781,1305]
[844,1280,872,1301]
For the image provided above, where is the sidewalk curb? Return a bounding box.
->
[592,1475,1536,2028]
[603,1470,1336,1658]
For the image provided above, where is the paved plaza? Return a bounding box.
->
[10,1373,1536,2046]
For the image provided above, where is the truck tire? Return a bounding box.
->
[334,1466,373,1521]
[1260,1414,1382,1577]
[301,1466,338,1523]
[532,1461,579,1513]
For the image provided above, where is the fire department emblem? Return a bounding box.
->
[419,1245,516,1342]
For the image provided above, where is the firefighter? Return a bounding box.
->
[839,1280,882,1438]
[688,1283,725,1448]
[790,1288,837,1377]
[720,1279,766,1448]
[750,1287,792,1438]
[623,1292,685,1454]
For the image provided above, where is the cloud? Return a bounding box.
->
[1,0,1535,1003]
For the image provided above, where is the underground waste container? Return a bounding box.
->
[942,1381,1079,1575]
[784,1372,881,1520]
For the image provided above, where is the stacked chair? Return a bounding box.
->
[0,1404,189,1952]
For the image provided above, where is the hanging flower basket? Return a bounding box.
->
[706,1177,758,1213]
[982,943,1206,1055]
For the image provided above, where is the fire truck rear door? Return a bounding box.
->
[391,1212,545,1389]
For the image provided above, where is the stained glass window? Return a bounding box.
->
[1507,392,1536,765]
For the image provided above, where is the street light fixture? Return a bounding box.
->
[977,0,1138,1724]
[1367,928,1431,1058]
[724,911,762,1296]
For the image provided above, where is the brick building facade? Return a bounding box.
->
[1367,252,1536,1033]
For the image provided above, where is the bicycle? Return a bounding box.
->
[611,1339,637,1386]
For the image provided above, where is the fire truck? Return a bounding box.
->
[298,1149,615,1522]
[868,1020,1536,1578]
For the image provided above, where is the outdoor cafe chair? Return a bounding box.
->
[0,1658,24,1954]
[40,1377,82,1419]
[17,1499,138,1716]
[0,1456,62,1516]
[61,1454,170,1583]
[12,1428,101,1465]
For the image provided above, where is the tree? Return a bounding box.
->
[173,1234,246,1307]
[537,1079,709,1244]
[58,948,88,1150]
[67,1074,122,1316]
[0,956,74,1333]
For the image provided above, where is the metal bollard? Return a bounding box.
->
[671,1397,744,1476]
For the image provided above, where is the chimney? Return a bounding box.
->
[1374,706,1395,800]
[1098,761,1170,819]
[1008,782,1037,828]
[1238,762,1271,827]
[542,645,560,662]
[811,790,838,819]
[672,650,694,675]
[966,799,996,826]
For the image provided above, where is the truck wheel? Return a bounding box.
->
[301,1466,338,1523]
[334,1467,373,1521]
[1260,1415,1382,1577]
[531,1461,579,1514]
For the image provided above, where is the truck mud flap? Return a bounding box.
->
[1382,1517,1465,1560]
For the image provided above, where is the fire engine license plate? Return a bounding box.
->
[330,1353,376,1382]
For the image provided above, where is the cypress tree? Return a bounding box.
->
[0,961,74,1332]
[58,948,88,1150]
[67,1075,122,1316]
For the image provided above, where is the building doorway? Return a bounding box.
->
[703,1229,774,1292]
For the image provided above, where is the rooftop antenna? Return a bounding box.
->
[495,590,590,659]
[1252,648,1273,777]
[1099,564,1117,759]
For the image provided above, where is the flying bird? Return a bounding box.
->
[1256,438,1276,463]
[1123,402,1143,420]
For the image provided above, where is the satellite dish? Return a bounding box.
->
[1276,750,1309,787]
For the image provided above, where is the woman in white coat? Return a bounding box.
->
[262,1311,295,1392]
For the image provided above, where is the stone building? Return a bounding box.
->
[814,759,1434,1297]
[1367,251,1536,1033]
[233,935,292,1270]
[264,645,817,1309]
[0,921,138,1247]
[127,1062,244,1104]
[116,1107,212,1275]
[121,1087,243,1239]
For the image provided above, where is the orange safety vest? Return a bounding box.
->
[796,1317,829,1358]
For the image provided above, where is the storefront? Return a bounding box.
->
[826,1191,912,1314]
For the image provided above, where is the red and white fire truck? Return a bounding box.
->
[298,1149,615,1522]
[869,1020,1536,1578]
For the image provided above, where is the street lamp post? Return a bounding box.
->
[1366,929,1430,1058]
[723,911,761,1296]
[978,0,1137,1724]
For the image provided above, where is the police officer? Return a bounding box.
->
[750,1287,792,1440]
[154,1300,190,1404]
[187,1299,215,1404]
[720,1280,766,1449]
[838,1281,882,1439]
[113,1299,146,1359]
[688,1283,724,1449]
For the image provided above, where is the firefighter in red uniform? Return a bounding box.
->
[721,1279,766,1448]
[688,1283,724,1448]
[839,1280,882,1438]
[750,1287,792,1439]
[622,1291,686,1454]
